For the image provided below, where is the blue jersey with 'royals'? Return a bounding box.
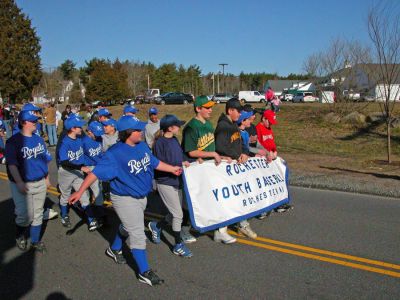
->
[82,135,103,166]
[93,141,160,198]
[57,136,85,165]
[5,132,52,182]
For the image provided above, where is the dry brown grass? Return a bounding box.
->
[107,101,400,178]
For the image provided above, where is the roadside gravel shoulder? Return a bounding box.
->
[289,170,400,198]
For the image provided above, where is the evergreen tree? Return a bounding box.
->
[59,59,76,81]
[0,0,41,102]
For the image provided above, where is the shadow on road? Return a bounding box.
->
[0,197,35,299]
[319,166,400,180]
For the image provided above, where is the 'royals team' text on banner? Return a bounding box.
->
[182,157,290,233]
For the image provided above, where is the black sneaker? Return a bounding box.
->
[61,215,71,228]
[138,269,164,286]
[105,247,126,264]
[31,241,46,253]
[88,219,103,232]
[16,236,29,251]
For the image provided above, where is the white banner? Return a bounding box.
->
[182,157,290,233]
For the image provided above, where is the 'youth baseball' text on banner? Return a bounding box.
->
[182,157,290,233]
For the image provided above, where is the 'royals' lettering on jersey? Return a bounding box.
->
[58,136,85,165]
[128,153,151,174]
[82,135,103,166]
[93,142,160,198]
[5,133,52,182]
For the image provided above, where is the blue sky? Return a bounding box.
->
[17,0,377,76]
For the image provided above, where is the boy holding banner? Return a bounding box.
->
[182,95,237,244]
[214,98,258,239]
[256,110,292,213]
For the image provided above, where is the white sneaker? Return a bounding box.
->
[214,227,236,244]
[43,208,58,220]
[238,224,257,239]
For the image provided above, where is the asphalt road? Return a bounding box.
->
[0,150,399,299]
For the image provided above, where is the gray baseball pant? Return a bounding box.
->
[111,193,147,250]
[10,178,47,227]
[58,167,90,207]
[88,166,103,206]
[156,183,183,232]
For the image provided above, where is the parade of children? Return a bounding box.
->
[1,98,292,287]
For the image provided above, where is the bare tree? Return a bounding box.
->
[303,38,372,114]
[367,1,400,163]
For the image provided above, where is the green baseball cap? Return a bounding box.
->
[194,95,215,108]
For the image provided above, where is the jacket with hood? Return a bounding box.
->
[215,113,249,159]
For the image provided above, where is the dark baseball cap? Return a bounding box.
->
[226,98,242,112]
[160,114,186,130]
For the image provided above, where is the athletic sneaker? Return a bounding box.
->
[180,229,197,244]
[214,228,236,244]
[173,243,193,258]
[238,224,257,239]
[105,247,126,264]
[257,211,271,220]
[88,219,102,232]
[138,269,164,286]
[31,241,46,253]
[274,204,293,213]
[43,208,58,220]
[16,236,29,251]
[147,221,161,244]
[61,215,71,228]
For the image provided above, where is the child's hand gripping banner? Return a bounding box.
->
[182,157,290,233]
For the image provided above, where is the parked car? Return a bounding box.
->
[144,89,160,103]
[154,92,194,105]
[283,94,294,101]
[292,92,319,103]
[212,93,234,103]
[238,91,266,103]
[134,95,145,104]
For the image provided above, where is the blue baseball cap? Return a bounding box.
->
[64,115,86,130]
[98,108,112,117]
[237,110,254,125]
[117,116,146,132]
[19,110,39,122]
[22,103,41,111]
[102,118,117,127]
[160,114,186,130]
[148,107,158,115]
[123,105,138,114]
[88,121,105,137]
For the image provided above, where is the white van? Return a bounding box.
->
[238,91,266,103]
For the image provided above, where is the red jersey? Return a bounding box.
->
[256,122,276,152]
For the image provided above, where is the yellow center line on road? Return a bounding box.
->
[236,238,400,278]
[228,231,400,271]
[1,173,399,278]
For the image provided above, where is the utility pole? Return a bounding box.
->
[212,73,215,95]
[217,72,220,93]
[219,63,228,92]
[147,74,150,90]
